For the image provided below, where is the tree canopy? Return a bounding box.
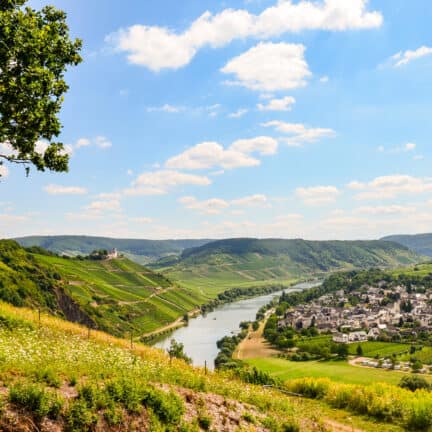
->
[0,0,82,176]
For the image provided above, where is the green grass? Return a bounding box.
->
[246,357,424,386]
[399,346,432,364]
[348,341,411,358]
[34,254,206,336]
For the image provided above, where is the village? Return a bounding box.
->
[278,281,432,347]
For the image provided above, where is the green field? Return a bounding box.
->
[348,341,411,358]
[246,357,421,386]
[35,254,207,336]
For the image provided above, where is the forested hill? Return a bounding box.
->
[155,238,422,291]
[14,235,212,264]
[382,233,432,257]
[0,240,205,337]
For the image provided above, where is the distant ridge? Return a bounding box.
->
[155,237,422,290]
[381,233,432,257]
[13,235,213,264]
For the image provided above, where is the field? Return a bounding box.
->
[0,301,404,432]
[35,254,207,336]
[399,346,432,363]
[246,357,420,386]
[348,341,411,358]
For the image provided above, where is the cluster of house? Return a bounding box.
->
[278,282,432,344]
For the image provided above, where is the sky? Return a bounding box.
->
[1,0,432,240]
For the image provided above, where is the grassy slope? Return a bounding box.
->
[0,301,402,432]
[156,238,421,291]
[35,254,207,336]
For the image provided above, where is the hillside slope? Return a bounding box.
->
[0,301,403,431]
[0,240,206,337]
[14,235,212,264]
[382,233,432,257]
[155,238,422,292]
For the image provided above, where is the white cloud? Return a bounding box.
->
[230,136,278,156]
[353,205,416,215]
[296,185,340,206]
[178,196,229,214]
[179,193,269,214]
[348,175,432,200]
[86,199,122,212]
[124,170,211,196]
[262,120,336,146]
[405,142,416,151]
[94,136,112,149]
[391,46,432,67]
[165,138,278,171]
[0,165,9,178]
[377,142,417,154]
[75,138,91,148]
[108,0,382,71]
[44,184,88,195]
[228,108,249,118]
[222,42,311,91]
[257,96,296,112]
[146,104,185,113]
[320,75,329,83]
[231,194,269,207]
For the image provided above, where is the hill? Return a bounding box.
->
[14,235,212,264]
[382,233,432,257]
[0,301,406,431]
[0,240,206,337]
[154,238,422,292]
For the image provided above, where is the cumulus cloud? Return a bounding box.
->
[222,43,311,91]
[262,120,335,146]
[166,136,277,171]
[228,108,248,118]
[391,46,432,67]
[257,96,296,111]
[296,185,340,206]
[86,199,122,212]
[44,184,88,196]
[348,175,432,200]
[108,0,382,71]
[377,142,417,154]
[124,170,211,196]
[179,193,269,214]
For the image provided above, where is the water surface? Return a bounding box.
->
[155,281,320,368]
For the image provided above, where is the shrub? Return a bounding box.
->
[65,399,98,432]
[197,413,212,430]
[9,382,64,420]
[399,375,431,392]
[142,386,184,425]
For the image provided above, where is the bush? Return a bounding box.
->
[65,399,98,432]
[9,382,64,420]
[197,413,212,430]
[142,386,184,425]
[399,375,431,392]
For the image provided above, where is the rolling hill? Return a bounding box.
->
[154,238,422,292]
[0,240,206,337]
[14,235,212,264]
[382,233,432,257]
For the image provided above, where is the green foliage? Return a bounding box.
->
[399,375,431,392]
[0,0,82,174]
[197,413,212,430]
[167,339,192,364]
[9,382,63,420]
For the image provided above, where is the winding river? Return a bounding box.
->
[155,281,320,368]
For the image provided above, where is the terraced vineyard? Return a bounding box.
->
[35,254,207,336]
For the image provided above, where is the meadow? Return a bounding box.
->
[348,341,411,358]
[246,357,419,386]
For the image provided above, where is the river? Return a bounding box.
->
[154,281,320,368]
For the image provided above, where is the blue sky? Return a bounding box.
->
[1,0,432,240]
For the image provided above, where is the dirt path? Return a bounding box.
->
[234,318,279,360]
[323,419,364,432]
